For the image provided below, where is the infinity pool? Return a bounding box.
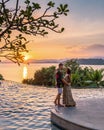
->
[0,81,104,130]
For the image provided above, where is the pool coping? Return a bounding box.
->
[51,98,104,130]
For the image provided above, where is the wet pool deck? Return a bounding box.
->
[51,98,104,130]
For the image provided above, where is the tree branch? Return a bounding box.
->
[12,0,19,21]
[0,0,69,64]
[2,0,10,24]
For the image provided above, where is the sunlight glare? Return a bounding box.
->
[24,55,29,61]
[23,66,28,79]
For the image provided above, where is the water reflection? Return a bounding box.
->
[0,63,103,83]
[0,81,104,129]
[23,66,28,79]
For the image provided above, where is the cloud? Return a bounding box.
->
[85,44,104,52]
[66,44,104,58]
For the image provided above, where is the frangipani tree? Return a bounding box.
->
[0,0,69,65]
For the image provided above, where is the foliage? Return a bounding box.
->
[34,66,56,86]
[64,60,104,88]
[0,74,4,80]
[87,68,104,87]
[22,78,34,85]
[0,0,69,64]
[22,66,56,86]
[0,34,29,65]
[71,67,104,88]
[23,60,104,88]
[65,59,81,74]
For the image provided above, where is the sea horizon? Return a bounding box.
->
[0,63,104,83]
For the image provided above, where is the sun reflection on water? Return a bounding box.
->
[23,66,28,79]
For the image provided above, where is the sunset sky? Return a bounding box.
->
[10,0,104,59]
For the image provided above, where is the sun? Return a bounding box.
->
[23,54,30,62]
[24,56,28,61]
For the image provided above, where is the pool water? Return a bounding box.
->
[0,81,104,130]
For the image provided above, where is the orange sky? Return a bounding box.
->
[7,0,104,60]
[24,0,104,60]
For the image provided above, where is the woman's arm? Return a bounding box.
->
[62,78,69,86]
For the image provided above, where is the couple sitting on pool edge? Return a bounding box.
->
[54,63,76,107]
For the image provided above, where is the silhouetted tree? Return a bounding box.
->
[0,0,69,64]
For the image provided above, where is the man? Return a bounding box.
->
[54,63,69,107]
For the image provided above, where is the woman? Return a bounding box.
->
[63,68,76,107]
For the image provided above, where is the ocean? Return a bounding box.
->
[0,63,104,83]
[0,63,104,130]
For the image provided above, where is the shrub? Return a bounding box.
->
[22,60,104,88]
[65,59,80,74]
[22,78,34,85]
[22,66,56,87]
[0,74,4,80]
[34,66,56,86]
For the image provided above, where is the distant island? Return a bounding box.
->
[1,58,104,65]
[77,58,104,65]
[28,58,104,65]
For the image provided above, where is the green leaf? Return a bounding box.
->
[60,4,64,11]
[43,32,48,35]
[54,12,59,18]
[27,6,32,12]
[8,30,12,34]
[65,9,69,13]
[22,26,27,31]
[64,13,67,16]
[22,44,26,49]
[47,1,55,7]
[32,3,41,9]
[57,7,61,12]
[59,4,69,13]
[19,34,22,37]
[42,29,45,32]
[0,28,2,32]
[0,17,3,24]
[25,0,30,4]
[30,25,35,30]
[61,27,64,32]
[7,34,10,38]
[64,4,68,9]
